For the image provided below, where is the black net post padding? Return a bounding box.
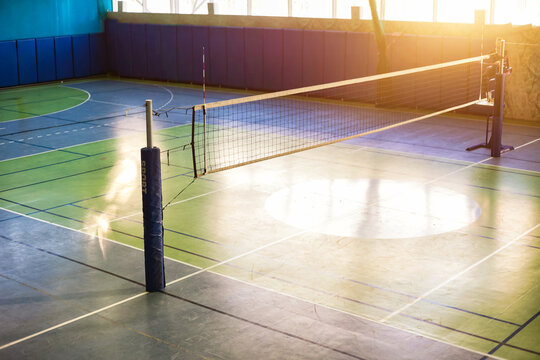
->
[490,73,513,157]
[491,73,504,157]
[141,146,165,292]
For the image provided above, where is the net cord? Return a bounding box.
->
[193,55,491,111]
[195,99,481,177]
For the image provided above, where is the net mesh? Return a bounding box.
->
[191,55,489,177]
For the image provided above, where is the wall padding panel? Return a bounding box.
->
[146,24,162,80]
[302,30,324,87]
[72,34,91,78]
[282,29,303,90]
[17,39,38,84]
[0,41,19,87]
[36,37,56,82]
[227,27,246,89]
[177,25,194,83]
[54,36,74,80]
[242,28,262,90]
[191,26,209,85]
[323,31,346,84]
[262,28,283,91]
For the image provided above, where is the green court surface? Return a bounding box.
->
[1,118,539,359]
[0,85,89,122]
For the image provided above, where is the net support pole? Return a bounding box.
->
[491,39,513,157]
[490,73,510,157]
[141,99,165,292]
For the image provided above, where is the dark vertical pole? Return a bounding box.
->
[141,99,165,291]
[490,73,505,157]
[191,107,199,178]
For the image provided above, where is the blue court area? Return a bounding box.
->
[1,78,539,359]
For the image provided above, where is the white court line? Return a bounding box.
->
[0,88,91,124]
[166,229,309,288]
[0,119,536,354]
[0,207,507,360]
[80,182,239,230]
[0,120,191,162]
[155,85,175,109]
[514,137,540,150]
[0,292,147,350]
[381,223,539,323]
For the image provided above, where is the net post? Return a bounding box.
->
[191,107,199,178]
[141,99,165,292]
[203,105,207,174]
[146,99,153,148]
[490,39,513,157]
[490,73,504,157]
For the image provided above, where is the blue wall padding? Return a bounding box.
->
[243,28,262,89]
[416,35,442,110]
[343,32,368,102]
[389,34,417,108]
[208,27,227,86]
[367,34,378,76]
[0,41,19,87]
[130,24,147,78]
[302,30,324,87]
[191,26,209,85]
[89,33,106,75]
[146,24,162,80]
[282,29,303,90]
[36,37,56,82]
[116,23,133,78]
[105,19,118,73]
[345,32,368,79]
[323,31,346,84]
[441,36,470,108]
[262,28,282,91]
[227,27,247,89]
[160,25,178,81]
[17,39,38,85]
[72,34,91,78]
[54,36,74,80]
[177,25,193,83]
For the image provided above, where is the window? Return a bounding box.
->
[336,0,377,19]
[251,0,288,17]
[436,0,490,23]
[212,0,248,15]
[179,0,208,14]
[292,0,333,18]
[118,0,144,13]
[113,0,540,26]
[494,0,540,25]
[385,0,433,22]
[146,0,172,13]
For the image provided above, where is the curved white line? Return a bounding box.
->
[154,85,174,109]
[0,86,91,124]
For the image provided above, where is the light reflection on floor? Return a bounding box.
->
[265,178,482,239]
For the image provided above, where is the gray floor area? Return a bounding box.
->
[0,210,500,360]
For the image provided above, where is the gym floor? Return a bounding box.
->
[0,78,539,359]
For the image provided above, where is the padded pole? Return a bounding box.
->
[141,100,165,292]
[490,73,505,157]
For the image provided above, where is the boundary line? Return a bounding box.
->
[0,87,91,124]
[381,223,540,323]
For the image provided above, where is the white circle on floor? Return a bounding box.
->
[265,179,481,239]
